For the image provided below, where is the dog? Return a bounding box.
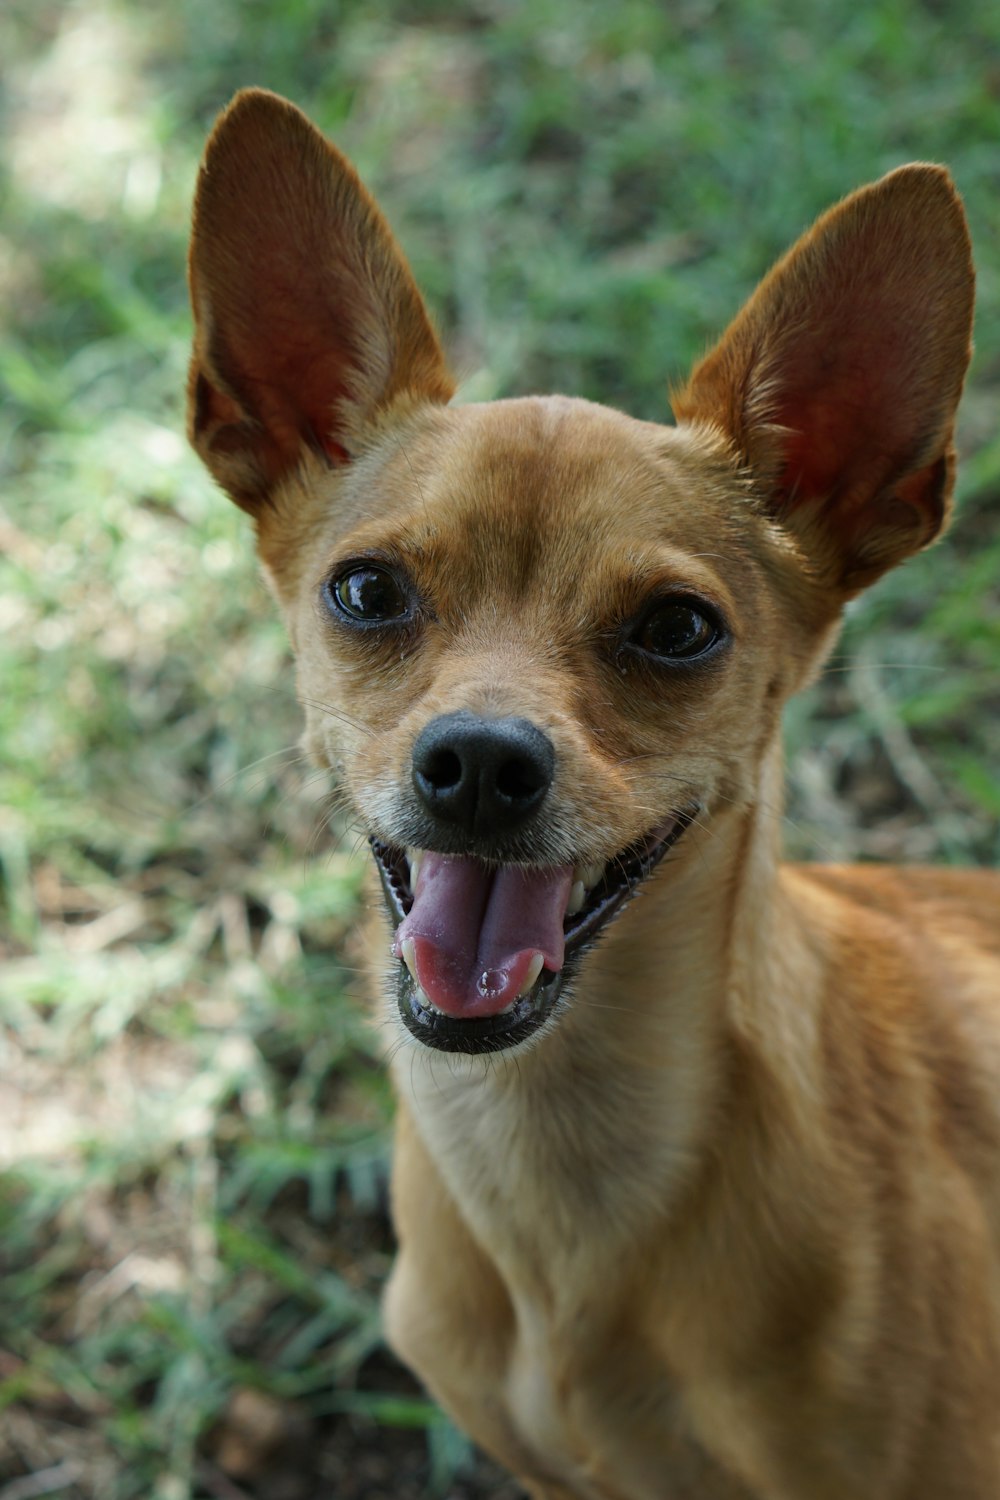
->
[187,89,1000,1499]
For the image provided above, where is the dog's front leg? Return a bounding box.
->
[383,1103,540,1471]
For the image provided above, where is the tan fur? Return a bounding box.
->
[188,90,1000,1499]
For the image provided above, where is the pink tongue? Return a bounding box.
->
[393,855,574,1018]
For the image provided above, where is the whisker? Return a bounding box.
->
[296,696,382,740]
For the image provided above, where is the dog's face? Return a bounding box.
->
[187,91,973,1054]
[266,396,821,1052]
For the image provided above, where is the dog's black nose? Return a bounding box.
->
[411,711,555,839]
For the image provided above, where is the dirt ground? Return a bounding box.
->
[1,1371,524,1500]
[1,1198,525,1500]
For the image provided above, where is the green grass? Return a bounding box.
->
[1,1,999,1495]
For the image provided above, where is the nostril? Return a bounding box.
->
[421,747,463,792]
[496,756,544,802]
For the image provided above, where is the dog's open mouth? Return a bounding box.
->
[370,811,694,1054]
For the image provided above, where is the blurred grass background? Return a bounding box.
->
[1,1,998,1497]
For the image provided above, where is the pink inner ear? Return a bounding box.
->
[674,166,973,588]
[770,303,923,510]
[777,381,886,509]
[778,396,851,508]
[188,91,455,509]
[773,353,952,585]
[191,297,362,484]
[318,434,351,465]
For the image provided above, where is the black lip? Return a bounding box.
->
[370,810,695,1055]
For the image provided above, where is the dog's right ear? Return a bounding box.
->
[187,89,454,514]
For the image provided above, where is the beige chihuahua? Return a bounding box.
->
[188,90,1000,1499]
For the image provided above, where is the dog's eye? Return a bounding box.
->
[631,600,721,660]
[329,564,409,623]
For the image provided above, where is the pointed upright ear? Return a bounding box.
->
[187,89,455,513]
[672,166,974,594]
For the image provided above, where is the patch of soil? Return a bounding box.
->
[203,1372,526,1500]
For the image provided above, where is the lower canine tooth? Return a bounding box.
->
[517,953,545,996]
[400,937,418,984]
[566,880,586,916]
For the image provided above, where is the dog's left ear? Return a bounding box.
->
[187,89,455,514]
[672,165,974,593]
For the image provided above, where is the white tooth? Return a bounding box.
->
[400,938,418,984]
[575,861,604,892]
[517,953,545,996]
[566,880,586,916]
[406,847,424,890]
[411,976,438,1012]
[404,966,450,1018]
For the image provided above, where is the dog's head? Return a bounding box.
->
[187,90,973,1054]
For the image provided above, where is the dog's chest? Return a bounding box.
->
[399,1058,754,1499]
[403,1038,697,1259]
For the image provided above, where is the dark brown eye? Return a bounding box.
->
[632,600,721,660]
[329,564,408,623]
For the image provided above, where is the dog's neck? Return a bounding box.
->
[393,736,818,1301]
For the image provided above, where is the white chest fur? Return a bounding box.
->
[394,1032,717,1498]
